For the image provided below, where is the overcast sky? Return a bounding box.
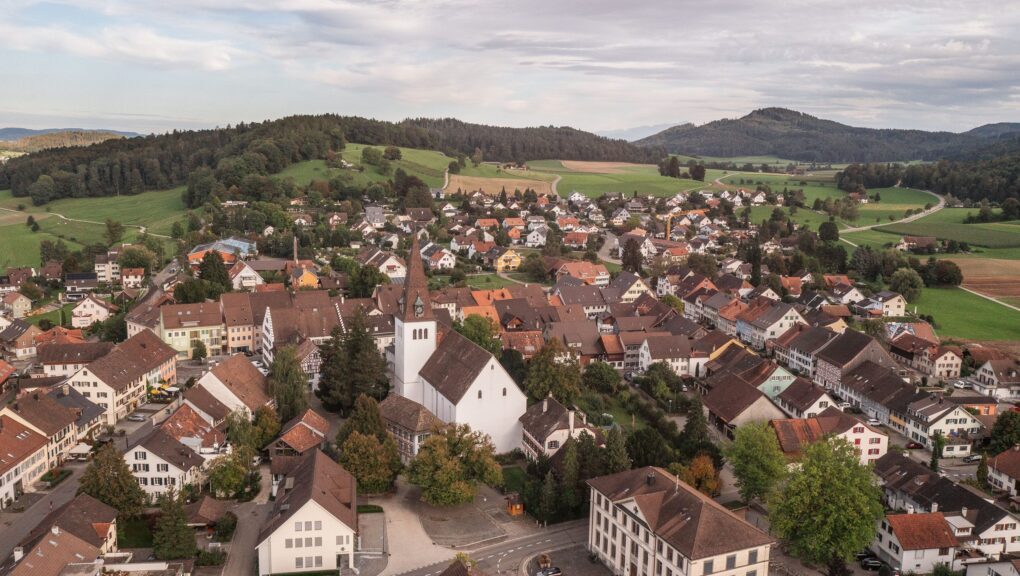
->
[1,0,1018,135]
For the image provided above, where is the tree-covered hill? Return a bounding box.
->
[635,108,1020,163]
[0,115,664,205]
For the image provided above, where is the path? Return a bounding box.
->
[375,481,460,576]
[223,500,272,576]
[959,285,1020,313]
[0,206,172,239]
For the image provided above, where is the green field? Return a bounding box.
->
[465,273,518,289]
[0,188,187,236]
[526,160,720,198]
[0,221,84,268]
[457,162,557,182]
[720,172,844,203]
[747,206,848,231]
[841,229,900,250]
[274,144,454,189]
[873,207,1020,248]
[912,287,1020,341]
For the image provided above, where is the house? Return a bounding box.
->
[120,268,145,289]
[257,450,358,575]
[897,236,939,252]
[773,377,837,419]
[873,513,957,574]
[193,355,271,419]
[290,266,319,289]
[602,271,653,305]
[159,403,227,457]
[587,466,774,576]
[973,359,1020,399]
[355,247,406,281]
[813,329,896,390]
[874,291,907,317]
[66,330,178,425]
[365,206,387,228]
[555,261,611,287]
[771,407,887,465]
[17,494,118,560]
[988,446,1020,496]
[519,396,601,459]
[2,292,32,319]
[230,260,265,291]
[0,415,49,510]
[890,334,962,381]
[904,396,982,456]
[638,334,694,377]
[0,320,42,360]
[159,301,225,359]
[735,302,805,350]
[525,227,548,248]
[0,388,93,468]
[703,378,785,438]
[379,394,442,463]
[267,408,330,459]
[9,528,100,576]
[770,324,838,378]
[391,234,527,453]
[65,272,99,296]
[71,295,118,329]
[489,247,522,272]
[187,237,258,268]
[126,428,205,499]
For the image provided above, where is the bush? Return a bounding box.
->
[197,549,226,566]
[213,512,237,542]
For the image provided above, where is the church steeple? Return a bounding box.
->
[400,229,433,321]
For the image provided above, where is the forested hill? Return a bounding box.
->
[635,108,1020,163]
[0,115,663,205]
[3,130,128,153]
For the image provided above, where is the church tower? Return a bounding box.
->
[393,231,436,404]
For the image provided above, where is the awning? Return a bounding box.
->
[164,387,180,393]
[69,443,92,455]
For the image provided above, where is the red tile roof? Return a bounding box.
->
[886,512,958,550]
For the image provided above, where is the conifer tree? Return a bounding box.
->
[267,346,308,423]
[153,489,197,560]
[604,427,631,473]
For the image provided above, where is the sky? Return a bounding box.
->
[1,0,1018,136]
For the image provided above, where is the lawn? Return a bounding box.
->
[0,220,84,268]
[457,162,557,182]
[911,287,1020,341]
[841,229,901,250]
[746,206,848,232]
[875,208,1020,248]
[117,516,154,548]
[0,188,187,237]
[465,273,518,289]
[27,302,76,327]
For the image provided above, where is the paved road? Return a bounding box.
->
[598,231,621,265]
[223,500,272,576]
[0,463,87,564]
[396,521,588,576]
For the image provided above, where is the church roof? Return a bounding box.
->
[419,329,493,404]
[399,231,433,322]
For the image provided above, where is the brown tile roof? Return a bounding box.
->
[8,391,77,437]
[208,354,270,411]
[775,377,829,413]
[160,301,222,329]
[0,416,51,476]
[990,446,1020,481]
[703,379,768,424]
[770,418,825,458]
[588,466,774,560]
[644,334,692,360]
[886,512,958,550]
[139,428,204,472]
[419,330,498,404]
[500,331,545,358]
[276,409,330,454]
[21,494,116,550]
[160,404,225,448]
[10,527,99,576]
[439,558,488,576]
[184,495,227,526]
[183,385,231,424]
[36,342,114,366]
[87,330,176,392]
[379,394,442,433]
[221,292,255,327]
[519,396,599,443]
[815,329,877,367]
[258,450,358,543]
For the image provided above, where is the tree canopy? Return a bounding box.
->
[267,346,308,422]
[78,444,147,518]
[524,338,582,404]
[726,422,787,503]
[408,424,502,506]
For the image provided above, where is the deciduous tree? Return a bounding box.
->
[626,427,674,468]
[78,444,147,518]
[455,315,502,357]
[338,431,401,493]
[408,424,502,506]
[990,412,1020,454]
[582,361,621,394]
[889,267,924,302]
[153,489,197,560]
[726,422,786,503]
[267,346,308,423]
[524,339,582,404]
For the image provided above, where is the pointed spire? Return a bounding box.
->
[400,228,432,321]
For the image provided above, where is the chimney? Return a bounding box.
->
[12,547,23,563]
[931,502,938,512]
[293,236,299,264]
[51,525,60,536]
[961,506,968,518]
[568,410,575,435]
[646,472,655,486]
[542,398,548,413]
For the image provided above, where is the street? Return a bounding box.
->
[0,462,87,566]
[395,521,588,576]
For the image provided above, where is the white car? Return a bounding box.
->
[866,418,882,427]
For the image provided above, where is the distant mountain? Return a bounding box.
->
[1,130,135,153]
[0,127,139,141]
[597,122,684,142]
[634,108,1020,163]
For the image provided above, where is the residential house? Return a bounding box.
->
[973,359,1020,399]
[904,396,982,456]
[2,292,31,319]
[988,446,1020,496]
[120,268,145,289]
[0,320,42,360]
[256,450,358,575]
[770,324,838,378]
[814,329,896,390]
[897,236,939,252]
[890,334,962,381]
[126,428,205,499]
[267,408,330,459]
[193,355,272,419]
[873,513,957,574]
[229,260,265,291]
[703,378,785,438]
[158,301,225,359]
[519,396,601,460]
[555,261,611,287]
[66,330,178,425]
[771,407,887,465]
[71,295,118,329]
[0,415,49,510]
[587,466,774,576]
[773,377,837,419]
[379,394,442,464]
[355,247,406,281]
[17,494,118,560]
[735,302,805,350]
[638,334,694,377]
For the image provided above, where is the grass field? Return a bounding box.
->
[720,173,844,203]
[525,159,719,198]
[911,287,1020,341]
[841,229,901,249]
[0,188,187,236]
[465,273,519,289]
[457,162,557,181]
[747,206,848,231]
[875,212,1020,248]
[447,174,555,197]
[275,144,454,189]
[0,221,84,268]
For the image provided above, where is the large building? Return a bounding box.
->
[391,234,527,453]
[159,302,225,359]
[587,467,774,576]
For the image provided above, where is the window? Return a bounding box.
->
[305,521,313,531]
[295,538,303,548]
[134,451,146,460]
[704,560,714,575]
[305,537,313,547]
[749,550,758,564]
[478,390,483,399]
[296,558,304,569]
[914,550,924,559]
[939,548,949,556]
[315,537,322,546]
[295,522,303,532]
[503,387,507,396]
[157,464,168,472]
[726,555,736,570]
[315,557,323,567]
[869,438,882,444]
[285,539,293,548]
[315,521,322,530]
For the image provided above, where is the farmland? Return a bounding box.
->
[275,144,455,189]
[946,258,1020,306]
[872,207,1020,249]
[446,174,555,197]
[0,188,188,237]
[524,159,718,198]
[911,287,1020,341]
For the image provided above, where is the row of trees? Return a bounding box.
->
[837,157,1020,204]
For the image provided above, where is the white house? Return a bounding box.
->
[873,513,957,574]
[392,235,527,453]
[193,355,272,420]
[71,295,118,329]
[0,415,49,510]
[229,261,265,291]
[638,334,693,376]
[987,447,1020,496]
[519,396,602,459]
[126,429,205,499]
[587,467,774,576]
[257,450,358,575]
[904,397,983,456]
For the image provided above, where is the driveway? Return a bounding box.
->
[222,501,272,576]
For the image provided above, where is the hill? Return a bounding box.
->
[0,115,663,206]
[635,108,1020,163]
[2,130,132,153]
[0,127,139,141]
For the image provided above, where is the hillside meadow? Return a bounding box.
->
[911,287,1020,341]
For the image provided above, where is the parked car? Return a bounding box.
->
[905,441,924,449]
[866,418,882,427]
[963,454,982,464]
[854,550,875,560]
[126,414,147,422]
[537,569,563,576]
[837,402,851,409]
[860,558,883,571]
[953,380,970,389]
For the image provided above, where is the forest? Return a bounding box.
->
[0,115,663,206]
[836,155,1020,204]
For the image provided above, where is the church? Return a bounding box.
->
[391,234,528,454]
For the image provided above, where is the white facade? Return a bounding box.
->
[256,501,357,576]
[420,355,526,454]
[71,296,115,329]
[126,445,202,499]
[231,262,265,291]
[392,315,436,405]
[873,516,956,574]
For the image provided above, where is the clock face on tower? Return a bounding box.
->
[414,295,424,318]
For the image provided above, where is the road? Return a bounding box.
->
[395,521,588,576]
[0,462,87,566]
[598,231,621,265]
[223,500,272,576]
[841,187,945,235]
